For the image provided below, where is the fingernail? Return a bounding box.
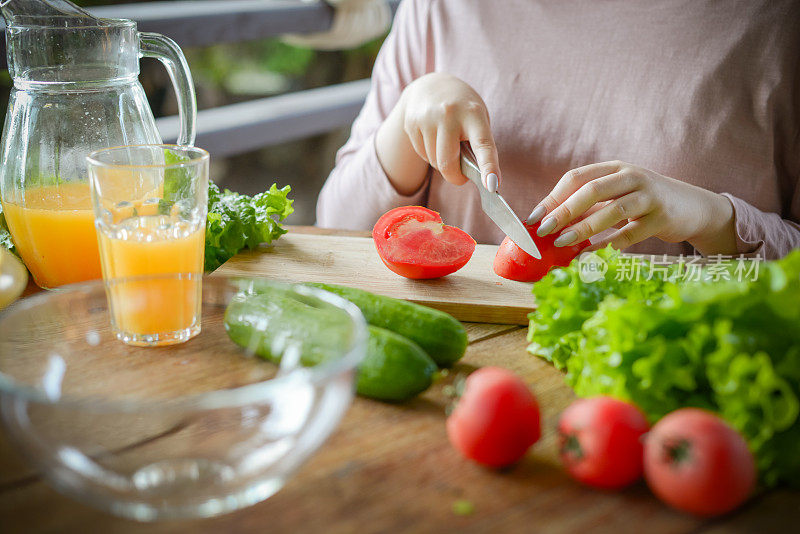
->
[526,205,546,225]
[537,217,557,236]
[486,173,499,193]
[554,230,577,247]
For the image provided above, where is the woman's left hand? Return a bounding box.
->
[526,161,738,256]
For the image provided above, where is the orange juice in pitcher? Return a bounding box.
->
[2,174,163,289]
[2,183,101,288]
[0,11,196,288]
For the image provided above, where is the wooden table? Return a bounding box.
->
[1,227,797,533]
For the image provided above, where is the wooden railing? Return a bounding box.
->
[1,0,400,156]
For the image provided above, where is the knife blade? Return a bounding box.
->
[459,143,541,259]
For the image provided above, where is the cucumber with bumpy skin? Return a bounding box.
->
[359,326,436,401]
[224,288,354,368]
[305,283,468,367]
[224,290,436,401]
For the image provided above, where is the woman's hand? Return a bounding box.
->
[526,161,738,256]
[376,73,500,196]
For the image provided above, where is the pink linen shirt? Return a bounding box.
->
[316,0,800,259]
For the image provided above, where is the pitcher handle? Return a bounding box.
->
[139,32,197,146]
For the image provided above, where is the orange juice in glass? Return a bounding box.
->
[87,145,209,346]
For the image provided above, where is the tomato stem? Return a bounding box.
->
[663,438,691,465]
[443,375,467,416]
[560,433,584,460]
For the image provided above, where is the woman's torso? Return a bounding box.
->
[420,0,799,255]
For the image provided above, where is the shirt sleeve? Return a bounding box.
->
[720,193,800,259]
[315,0,432,230]
[719,81,800,261]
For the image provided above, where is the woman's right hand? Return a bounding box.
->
[376,73,500,196]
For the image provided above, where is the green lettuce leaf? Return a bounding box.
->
[528,247,800,487]
[204,182,294,272]
[0,161,294,274]
[162,149,194,204]
[159,147,296,269]
[0,204,18,257]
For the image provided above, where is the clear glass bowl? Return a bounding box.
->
[0,275,366,521]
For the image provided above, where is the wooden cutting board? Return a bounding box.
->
[217,230,535,324]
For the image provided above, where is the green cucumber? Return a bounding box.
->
[358,326,436,401]
[224,288,354,367]
[305,283,468,367]
[224,290,436,401]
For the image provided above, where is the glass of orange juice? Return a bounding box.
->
[87,145,209,346]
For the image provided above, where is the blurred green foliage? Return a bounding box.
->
[265,42,317,77]
[79,0,383,95]
[0,0,385,226]
[187,40,316,91]
[1,0,385,116]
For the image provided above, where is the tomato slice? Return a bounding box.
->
[493,221,590,282]
[373,206,476,279]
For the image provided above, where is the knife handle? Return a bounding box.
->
[459,142,483,187]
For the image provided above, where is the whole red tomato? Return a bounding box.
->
[493,221,590,282]
[644,408,756,517]
[558,396,650,490]
[446,367,541,468]
[373,206,476,279]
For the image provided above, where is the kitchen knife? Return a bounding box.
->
[459,143,541,259]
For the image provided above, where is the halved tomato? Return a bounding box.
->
[493,221,590,282]
[373,206,476,279]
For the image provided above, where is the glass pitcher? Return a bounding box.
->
[0,12,196,289]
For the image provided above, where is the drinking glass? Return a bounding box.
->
[87,145,209,346]
[0,13,196,289]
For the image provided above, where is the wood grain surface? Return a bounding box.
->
[216,232,536,325]
[2,325,797,533]
[1,227,797,533]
